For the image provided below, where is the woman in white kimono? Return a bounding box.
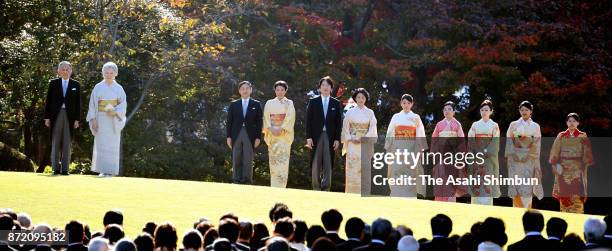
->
[341,88,377,194]
[505,101,543,208]
[384,94,427,198]
[87,62,127,177]
[467,100,500,205]
[263,81,296,188]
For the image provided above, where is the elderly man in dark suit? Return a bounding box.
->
[226,81,263,184]
[44,61,81,175]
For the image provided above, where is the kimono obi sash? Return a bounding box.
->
[98,99,119,112]
[394,125,416,138]
[473,133,494,149]
[269,113,286,127]
[438,130,458,137]
[349,122,370,138]
[559,138,584,160]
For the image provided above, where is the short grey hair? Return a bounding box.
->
[89,237,110,251]
[17,213,32,229]
[58,61,72,69]
[397,235,419,251]
[33,223,52,234]
[102,62,119,75]
[584,217,606,242]
[114,238,136,251]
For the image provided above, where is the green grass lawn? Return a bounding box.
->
[0,171,600,246]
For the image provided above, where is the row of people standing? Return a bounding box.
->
[226,76,594,214]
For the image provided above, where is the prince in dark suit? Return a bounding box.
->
[44,61,81,175]
[226,81,263,184]
[306,76,343,191]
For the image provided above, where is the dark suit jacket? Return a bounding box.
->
[325,233,345,245]
[547,238,562,251]
[305,96,342,145]
[602,237,612,248]
[354,242,390,251]
[66,243,88,251]
[336,239,362,251]
[226,98,263,147]
[507,235,549,251]
[419,237,455,251]
[44,78,81,129]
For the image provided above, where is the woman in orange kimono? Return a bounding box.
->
[467,100,501,205]
[384,94,427,198]
[505,101,544,208]
[549,113,594,213]
[431,101,467,202]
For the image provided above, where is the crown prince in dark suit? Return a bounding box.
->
[44,61,81,175]
[226,81,263,184]
[306,76,343,191]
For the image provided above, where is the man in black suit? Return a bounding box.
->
[337,217,364,251]
[44,61,81,175]
[306,76,343,191]
[419,214,455,251]
[354,218,392,251]
[546,217,567,251]
[507,210,548,251]
[583,217,607,250]
[226,81,263,184]
[321,209,345,244]
[65,220,88,251]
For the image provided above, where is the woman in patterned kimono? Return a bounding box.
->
[431,101,467,202]
[263,81,296,188]
[467,100,500,205]
[384,94,427,198]
[87,62,127,177]
[341,88,378,194]
[505,101,544,208]
[549,113,594,213]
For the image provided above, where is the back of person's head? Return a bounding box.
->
[65,220,85,243]
[546,217,568,239]
[265,236,290,251]
[0,214,14,230]
[480,217,507,247]
[0,209,17,220]
[306,225,326,248]
[251,222,270,250]
[457,233,475,251]
[219,213,239,223]
[397,235,419,251]
[291,219,307,243]
[274,217,295,239]
[238,221,253,241]
[431,214,452,237]
[103,210,123,226]
[17,213,32,229]
[84,224,92,245]
[33,223,52,234]
[321,209,343,231]
[154,222,178,250]
[269,203,289,222]
[212,238,231,251]
[311,237,336,251]
[345,217,365,239]
[182,229,203,250]
[371,218,392,241]
[522,210,544,233]
[396,225,413,237]
[272,207,293,222]
[142,222,157,237]
[103,224,124,245]
[195,221,214,238]
[583,217,606,243]
[114,238,136,251]
[133,233,154,251]
[218,218,240,243]
[604,214,612,235]
[386,229,401,251]
[88,237,110,251]
[203,228,219,248]
[561,233,585,250]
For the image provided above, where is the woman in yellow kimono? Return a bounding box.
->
[263,81,296,188]
[505,101,544,208]
[341,88,378,194]
[384,94,427,198]
[549,113,594,213]
[467,100,500,205]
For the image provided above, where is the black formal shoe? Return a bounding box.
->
[53,171,60,175]
[61,172,69,175]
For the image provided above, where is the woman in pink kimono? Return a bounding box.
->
[431,101,467,202]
